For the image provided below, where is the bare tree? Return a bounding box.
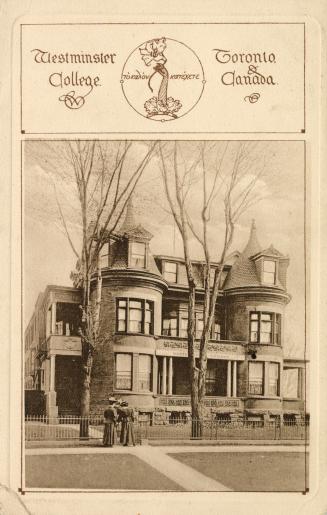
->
[25,140,157,433]
[158,141,267,435]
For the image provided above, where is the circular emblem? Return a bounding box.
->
[121,37,205,122]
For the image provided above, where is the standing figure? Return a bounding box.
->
[103,397,117,447]
[118,401,136,446]
[139,37,182,120]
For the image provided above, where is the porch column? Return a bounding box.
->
[152,355,158,394]
[168,357,173,395]
[162,357,167,395]
[50,354,56,391]
[298,368,305,400]
[232,361,237,397]
[227,360,232,397]
[46,354,58,420]
[51,302,56,335]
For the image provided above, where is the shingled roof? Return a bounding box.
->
[110,196,161,276]
[224,220,262,289]
[115,197,153,240]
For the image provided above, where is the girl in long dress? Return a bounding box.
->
[103,398,117,447]
[118,401,135,446]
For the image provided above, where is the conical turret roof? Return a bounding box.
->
[116,196,153,240]
[224,220,262,289]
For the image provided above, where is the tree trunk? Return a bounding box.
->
[79,353,93,438]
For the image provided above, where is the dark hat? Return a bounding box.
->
[121,401,128,407]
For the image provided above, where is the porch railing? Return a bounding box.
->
[25,415,309,442]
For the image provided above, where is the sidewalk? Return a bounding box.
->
[26,438,308,449]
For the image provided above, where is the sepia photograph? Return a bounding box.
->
[23,139,308,492]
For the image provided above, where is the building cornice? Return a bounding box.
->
[94,268,169,293]
[224,286,291,304]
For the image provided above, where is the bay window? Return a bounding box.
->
[115,353,132,390]
[116,298,154,335]
[250,312,281,344]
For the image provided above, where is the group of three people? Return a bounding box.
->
[103,397,136,447]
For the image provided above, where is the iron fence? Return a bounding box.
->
[25,415,309,442]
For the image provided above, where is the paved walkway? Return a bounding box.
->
[25,444,308,492]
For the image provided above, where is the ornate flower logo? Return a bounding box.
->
[121,38,205,122]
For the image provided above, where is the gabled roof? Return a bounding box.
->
[251,244,286,260]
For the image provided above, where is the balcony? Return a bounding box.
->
[156,336,245,360]
[40,335,82,356]
[158,395,243,410]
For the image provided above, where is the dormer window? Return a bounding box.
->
[163,261,177,283]
[130,241,146,268]
[263,259,276,285]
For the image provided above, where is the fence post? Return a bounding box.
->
[79,416,89,439]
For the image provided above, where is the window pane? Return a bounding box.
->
[248,362,263,395]
[138,355,152,391]
[213,322,221,341]
[164,262,177,282]
[180,317,188,338]
[115,354,132,390]
[129,300,142,309]
[274,314,281,344]
[144,302,153,335]
[118,319,126,331]
[264,260,276,272]
[261,313,272,321]
[163,317,177,336]
[100,243,109,268]
[268,362,279,396]
[130,242,146,268]
[196,315,203,339]
[251,313,259,320]
[165,262,177,272]
[206,362,218,395]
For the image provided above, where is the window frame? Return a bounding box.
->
[249,311,281,345]
[268,362,280,397]
[115,353,133,391]
[116,298,154,335]
[129,241,147,269]
[162,314,178,337]
[248,361,264,396]
[138,354,153,392]
[163,261,178,283]
[262,259,277,285]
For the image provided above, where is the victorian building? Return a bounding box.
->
[25,202,307,424]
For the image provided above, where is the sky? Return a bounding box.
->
[24,140,305,358]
